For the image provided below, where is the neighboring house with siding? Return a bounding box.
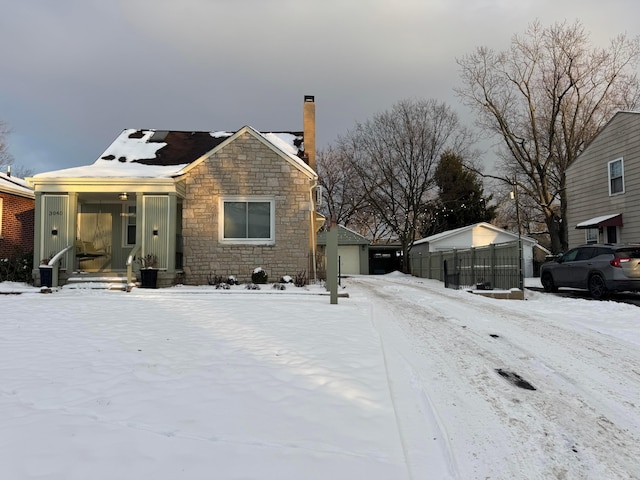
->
[566,111,640,248]
[0,169,35,258]
[27,97,319,287]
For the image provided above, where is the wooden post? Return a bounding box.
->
[326,215,338,304]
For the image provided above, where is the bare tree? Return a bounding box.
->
[316,146,364,226]
[457,20,640,253]
[316,147,392,241]
[337,98,474,272]
[0,119,14,169]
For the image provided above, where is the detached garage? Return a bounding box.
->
[411,222,539,277]
[317,225,369,275]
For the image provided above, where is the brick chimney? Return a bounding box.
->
[303,95,316,171]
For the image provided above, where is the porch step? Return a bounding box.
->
[65,273,134,291]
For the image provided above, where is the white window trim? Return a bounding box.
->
[608,157,625,196]
[606,225,619,244]
[219,196,275,245]
[121,202,136,248]
[585,227,599,244]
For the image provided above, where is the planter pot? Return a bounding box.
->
[39,265,53,287]
[140,268,158,289]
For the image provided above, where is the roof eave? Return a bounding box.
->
[27,176,177,192]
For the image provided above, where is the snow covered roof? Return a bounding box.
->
[317,224,370,245]
[575,213,622,229]
[413,222,537,246]
[0,171,35,198]
[33,127,312,180]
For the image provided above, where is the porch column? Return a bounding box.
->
[167,192,177,272]
[32,192,43,269]
[67,192,78,271]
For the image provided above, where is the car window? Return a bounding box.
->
[560,248,580,262]
[575,248,597,261]
[615,248,640,258]
[595,247,614,257]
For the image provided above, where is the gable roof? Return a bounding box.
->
[0,171,35,199]
[570,110,640,172]
[177,126,316,178]
[32,127,313,180]
[413,222,537,246]
[317,224,370,246]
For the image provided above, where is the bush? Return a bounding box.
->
[0,251,34,284]
[251,267,268,284]
[294,271,307,287]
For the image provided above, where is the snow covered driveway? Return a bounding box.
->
[347,274,640,479]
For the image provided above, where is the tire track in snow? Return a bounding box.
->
[366,297,459,480]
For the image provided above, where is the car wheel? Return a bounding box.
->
[541,272,557,293]
[588,274,609,299]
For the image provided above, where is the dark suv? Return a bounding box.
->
[540,244,640,299]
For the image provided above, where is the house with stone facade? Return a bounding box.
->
[27,97,319,288]
[0,169,35,259]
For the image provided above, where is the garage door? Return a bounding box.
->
[338,245,361,275]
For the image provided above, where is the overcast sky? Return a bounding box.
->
[2,0,640,175]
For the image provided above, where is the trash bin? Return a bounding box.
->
[39,265,53,287]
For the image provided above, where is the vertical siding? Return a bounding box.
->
[567,112,640,248]
[41,195,70,268]
[143,195,170,269]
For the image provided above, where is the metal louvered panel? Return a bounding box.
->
[142,195,170,269]
[41,195,70,268]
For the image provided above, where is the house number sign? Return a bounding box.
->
[48,211,64,216]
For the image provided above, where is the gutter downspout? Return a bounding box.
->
[310,179,318,284]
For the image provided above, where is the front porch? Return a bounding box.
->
[33,189,183,288]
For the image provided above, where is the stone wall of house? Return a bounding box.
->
[0,193,35,258]
[182,132,313,285]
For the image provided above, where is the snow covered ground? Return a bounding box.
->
[1,274,639,479]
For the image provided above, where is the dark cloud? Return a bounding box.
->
[1,0,639,174]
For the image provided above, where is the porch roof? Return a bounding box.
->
[575,213,623,229]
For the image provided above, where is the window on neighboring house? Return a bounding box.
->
[608,158,624,195]
[585,227,598,244]
[221,198,275,244]
[122,204,136,246]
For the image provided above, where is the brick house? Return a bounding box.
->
[0,169,35,258]
[27,97,319,287]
